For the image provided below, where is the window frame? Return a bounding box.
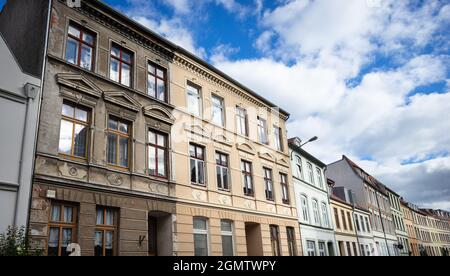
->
[236,106,249,137]
[286,227,297,256]
[65,22,96,71]
[58,101,90,160]
[216,152,230,191]
[187,82,202,117]
[109,43,133,87]
[190,144,206,186]
[211,94,225,127]
[47,202,78,257]
[295,156,303,179]
[306,240,316,256]
[341,210,348,230]
[94,206,118,257]
[318,241,327,256]
[316,167,324,189]
[220,220,234,256]
[270,225,282,256]
[273,125,283,151]
[301,195,309,222]
[334,208,341,229]
[147,129,168,179]
[193,217,209,256]
[312,199,321,226]
[264,167,274,201]
[321,202,330,228]
[147,61,168,102]
[280,173,290,205]
[307,162,315,185]
[106,116,131,169]
[241,160,254,197]
[257,116,269,145]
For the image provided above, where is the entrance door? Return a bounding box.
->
[148,217,157,256]
[245,223,263,256]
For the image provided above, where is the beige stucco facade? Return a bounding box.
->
[330,197,359,256]
[25,0,301,256]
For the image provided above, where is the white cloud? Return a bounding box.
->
[133,16,206,58]
[212,0,450,209]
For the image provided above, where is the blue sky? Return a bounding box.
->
[1,0,449,210]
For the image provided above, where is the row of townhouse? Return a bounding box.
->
[0,0,449,257]
[0,0,300,256]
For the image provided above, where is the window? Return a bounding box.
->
[321,203,330,228]
[241,161,254,196]
[190,144,205,185]
[95,207,117,256]
[257,117,268,144]
[107,116,130,168]
[355,214,361,232]
[270,225,281,256]
[341,210,348,230]
[307,241,316,256]
[307,163,315,185]
[316,167,323,189]
[65,23,95,70]
[236,106,248,136]
[280,174,290,204]
[187,82,202,117]
[361,216,366,232]
[212,95,225,127]
[312,200,321,225]
[147,62,167,102]
[346,242,352,256]
[221,220,234,256]
[48,203,77,256]
[286,227,297,256]
[273,126,283,151]
[360,244,366,256]
[147,130,168,178]
[347,212,353,231]
[318,242,326,256]
[58,102,89,159]
[216,152,229,191]
[295,156,303,179]
[301,195,309,222]
[193,218,209,256]
[352,242,358,256]
[264,168,274,201]
[334,208,340,229]
[110,44,132,87]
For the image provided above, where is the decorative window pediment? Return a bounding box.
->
[143,104,175,124]
[276,157,290,168]
[258,151,275,162]
[184,123,210,138]
[56,73,102,98]
[104,91,141,112]
[237,142,256,155]
[213,134,232,147]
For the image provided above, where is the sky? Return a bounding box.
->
[1,0,449,210]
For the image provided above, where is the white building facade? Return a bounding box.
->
[289,138,338,256]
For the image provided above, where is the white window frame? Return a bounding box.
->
[220,220,235,256]
[211,94,225,127]
[187,82,202,117]
[312,199,321,226]
[301,195,309,222]
[306,240,316,256]
[321,202,330,228]
[307,162,315,185]
[193,217,209,256]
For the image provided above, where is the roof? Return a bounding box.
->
[330,193,370,213]
[86,0,290,118]
[342,155,388,196]
[288,138,326,168]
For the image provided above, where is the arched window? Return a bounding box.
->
[321,202,330,228]
[312,199,321,225]
[301,195,309,222]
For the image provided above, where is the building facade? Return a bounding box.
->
[327,156,399,256]
[386,187,409,256]
[330,195,360,256]
[332,187,377,256]
[289,138,337,256]
[401,199,419,256]
[2,0,300,256]
[0,0,49,233]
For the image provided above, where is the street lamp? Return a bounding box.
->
[290,136,319,160]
